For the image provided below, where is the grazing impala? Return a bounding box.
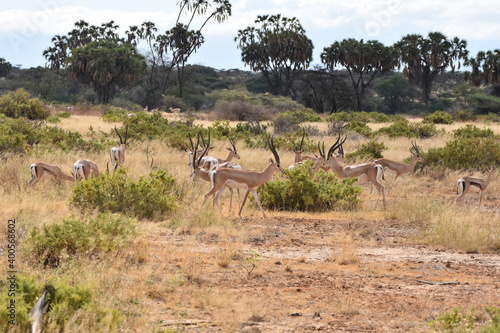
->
[110,125,129,171]
[455,166,496,208]
[374,141,424,185]
[29,163,74,187]
[202,136,285,218]
[323,135,386,208]
[73,159,99,180]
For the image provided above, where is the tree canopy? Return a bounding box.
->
[321,38,396,111]
[395,32,468,110]
[235,14,313,98]
[43,20,146,104]
[465,49,500,97]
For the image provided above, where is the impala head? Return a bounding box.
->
[410,140,424,163]
[114,125,129,148]
[227,138,240,159]
[323,134,347,167]
[190,131,210,180]
[268,135,285,174]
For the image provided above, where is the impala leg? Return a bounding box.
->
[228,187,234,212]
[455,182,468,206]
[251,190,267,219]
[478,190,483,208]
[238,189,251,218]
[202,182,224,207]
[214,186,226,210]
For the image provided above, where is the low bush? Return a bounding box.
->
[422,110,454,124]
[345,121,373,137]
[0,88,49,120]
[101,107,129,122]
[70,168,181,220]
[428,306,500,332]
[257,161,362,211]
[0,274,121,332]
[326,111,394,123]
[214,100,271,122]
[452,109,476,122]
[453,124,495,139]
[346,140,386,161]
[25,212,137,266]
[376,118,441,138]
[424,137,500,170]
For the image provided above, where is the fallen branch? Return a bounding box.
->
[416,280,459,285]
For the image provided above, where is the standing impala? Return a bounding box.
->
[73,159,99,180]
[293,131,316,163]
[202,136,285,218]
[323,135,386,208]
[374,141,424,185]
[29,163,74,187]
[110,125,129,171]
[455,166,496,208]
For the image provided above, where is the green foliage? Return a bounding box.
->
[467,93,500,115]
[244,130,315,152]
[0,274,121,332]
[25,212,137,266]
[326,111,393,123]
[424,137,500,170]
[70,168,180,220]
[163,94,189,111]
[257,161,362,211]
[0,88,49,120]
[102,107,129,122]
[58,111,71,118]
[273,109,322,134]
[453,124,495,139]
[47,116,61,123]
[452,110,476,122]
[376,117,441,138]
[423,110,454,124]
[484,112,500,123]
[0,115,108,153]
[346,140,386,161]
[428,306,500,332]
[374,75,419,114]
[346,121,373,137]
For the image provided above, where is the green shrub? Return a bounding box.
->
[452,110,476,122]
[467,93,500,114]
[101,107,128,122]
[424,137,500,170]
[346,121,373,137]
[423,110,454,124]
[163,94,189,112]
[428,306,500,332]
[58,111,71,118]
[0,89,49,120]
[376,118,441,138]
[70,168,180,220]
[244,131,315,152]
[25,212,138,266]
[257,161,362,211]
[453,124,495,139]
[483,112,500,123]
[0,274,121,332]
[346,140,386,161]
[273,110,322,134]
[47,116,61,123]
[326,111,394,123]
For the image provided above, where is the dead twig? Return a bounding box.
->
[416,280,459,285]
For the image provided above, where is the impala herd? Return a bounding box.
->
[28,124,496,217]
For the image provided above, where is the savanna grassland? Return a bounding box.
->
[1,111,500,332]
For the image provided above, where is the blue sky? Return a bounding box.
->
[1,0,499,70]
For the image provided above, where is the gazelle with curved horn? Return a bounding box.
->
[293,131,316,164]
[202,136,285,218]
[28,163,75,187]
[323,135,386,208]
[374,141,425,185]
[110,125,129,171]
[73,159,99,180]
[191,134,243,212]
[455,166,496,208]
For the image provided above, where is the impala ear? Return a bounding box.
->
[269,158,274,164]
[227,147,232,151]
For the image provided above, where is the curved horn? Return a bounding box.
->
[317,141,324,158]
[327,135,341,159]
[268,135,280,165]
[188,132,194,151]
[412,140,420,155]
[197,130,210,166]
[114,125,123,144]
[124,125,128,144]
[299,131,305,151]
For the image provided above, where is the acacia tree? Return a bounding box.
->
[43,20,145,104]
[395,32,468,110]
[128,0,231,104]
[235,14,313,98]
[465,49,500,97]
[0,58,12,77]
[321,38,395,111]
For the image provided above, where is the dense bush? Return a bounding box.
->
[326,111,394,123]
[424,137,500,170]
[257,161,362,211]
[346,140,386,161]
[453,124,495,138]
[25,212,137,266]
[101,107,129,122]
[70,168,181,220]
[345,121,373,137]
[0,88,49,120]
[422,110,454,124]
[0,274,120,332]
[428,306,500,332]
[467,93,500,114]
[214,100,271,121]
[244,130,316,152]
[376,118,441,138]
[0,115,108,153]
[452,110,476,122]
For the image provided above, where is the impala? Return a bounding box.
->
[455,166,496,208]
[374,141,424,185]
[202,136,285,218]
[73,159,99,180]
[110,125,129,171]
[323,135,386,207]
[28,163,74,187]
[293,131,316,163]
